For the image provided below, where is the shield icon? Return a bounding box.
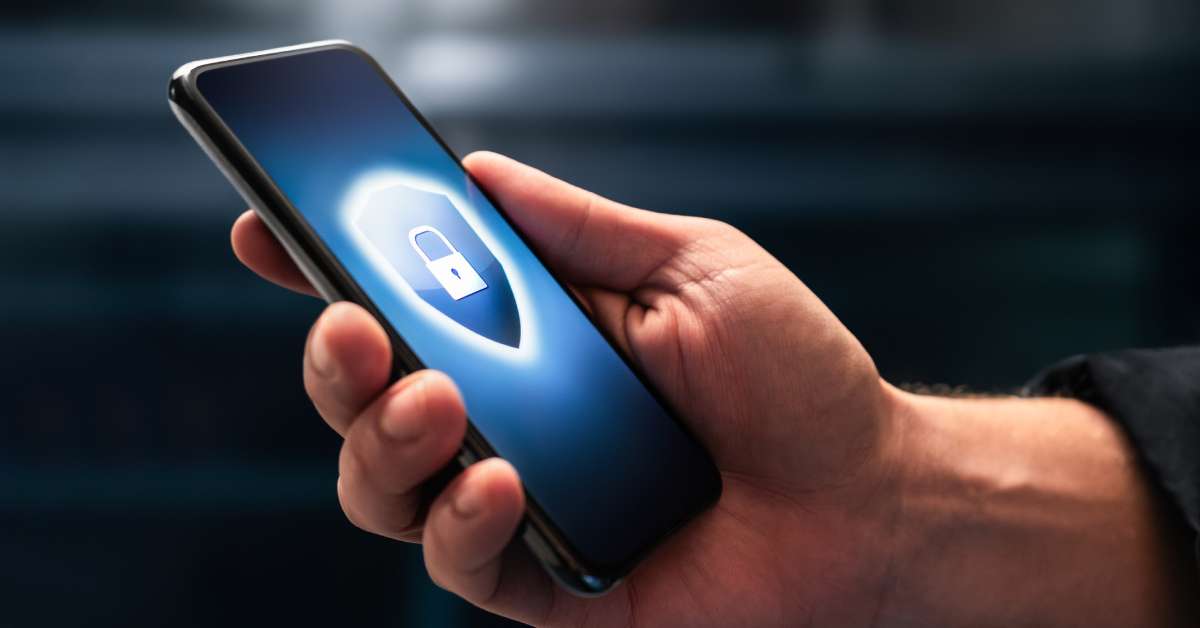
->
[351,182,521,348]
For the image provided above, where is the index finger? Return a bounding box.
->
[231,210,320,297]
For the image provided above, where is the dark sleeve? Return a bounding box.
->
[1025,346,1200,566]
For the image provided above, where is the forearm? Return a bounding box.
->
[880,387,1198,627]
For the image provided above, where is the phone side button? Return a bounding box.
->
[456,449,478,469]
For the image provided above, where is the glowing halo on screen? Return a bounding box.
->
[338,168,539,364]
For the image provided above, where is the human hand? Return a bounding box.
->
[230,152,1196,626]
[231,151,902,626]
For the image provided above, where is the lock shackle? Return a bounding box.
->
[408,225,459,264]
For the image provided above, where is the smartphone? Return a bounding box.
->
[168,40,721,595]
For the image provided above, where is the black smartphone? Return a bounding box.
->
[168,40,721,595]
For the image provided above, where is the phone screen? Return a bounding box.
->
[195,47,718,571]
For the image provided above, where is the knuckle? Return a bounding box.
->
[337,440,369,490]
[336,477,370,532]
[426,570,451,592]
[423,549,452,592]
[302,366,341,420]
[337,439,424,540]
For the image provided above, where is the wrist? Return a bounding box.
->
[876,387,1198,627]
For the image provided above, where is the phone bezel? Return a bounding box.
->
[168,39,722,595]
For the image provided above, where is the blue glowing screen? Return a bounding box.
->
[196,47,717,569]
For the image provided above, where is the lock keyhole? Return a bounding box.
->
[451,268,461,279]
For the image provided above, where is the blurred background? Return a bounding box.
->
[2,1,1198,626]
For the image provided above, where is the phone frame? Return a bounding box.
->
[168,39,721,596]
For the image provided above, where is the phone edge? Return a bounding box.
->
[167,41,627,596]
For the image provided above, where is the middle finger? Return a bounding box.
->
[337,370,468,541]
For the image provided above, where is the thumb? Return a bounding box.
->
[463,151,685,291]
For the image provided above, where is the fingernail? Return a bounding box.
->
[309,319,335,378]
[452,479,484,520]
[380,381,426,443]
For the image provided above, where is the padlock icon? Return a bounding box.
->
[408,225,488,301]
